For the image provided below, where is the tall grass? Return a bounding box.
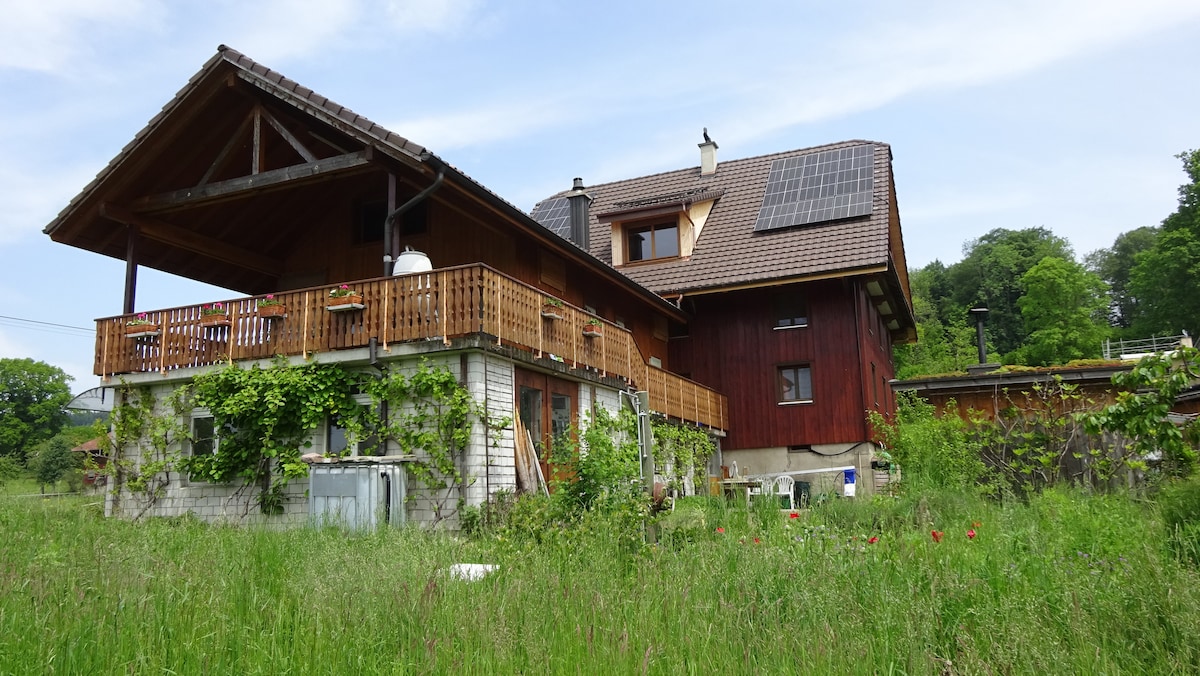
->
[2,490,1199,673]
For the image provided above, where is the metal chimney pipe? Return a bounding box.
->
[566,178,591,250]
[969,308,989,364]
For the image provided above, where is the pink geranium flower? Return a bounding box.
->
[967,529,976,540]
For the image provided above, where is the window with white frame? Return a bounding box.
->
[778,364,813,404]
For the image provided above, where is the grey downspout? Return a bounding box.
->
[383,169,445,276]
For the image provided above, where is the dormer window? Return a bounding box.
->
[627,221,679,262]
[597,188,725,266]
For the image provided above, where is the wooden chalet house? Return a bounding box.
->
[44,46,727,525]
[532,137,916,494]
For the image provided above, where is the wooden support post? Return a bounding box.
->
[123,225,139,314]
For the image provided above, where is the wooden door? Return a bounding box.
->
[515,368,577,484]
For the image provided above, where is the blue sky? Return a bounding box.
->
[2,0,1199,393]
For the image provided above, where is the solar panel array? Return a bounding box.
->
[753,143,874,232]
[530,196,572,238]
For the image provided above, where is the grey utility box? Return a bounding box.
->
[309,460,407,530]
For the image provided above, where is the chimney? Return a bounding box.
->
[699,127,718,175]
[966,308,1001,375]
[566,177,591,250]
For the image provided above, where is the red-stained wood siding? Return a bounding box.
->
[671,278,891,450]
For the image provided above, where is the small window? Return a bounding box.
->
[626,221,680,262]
[774,293,808,328]
[187,414,220,483]
[190,416,217,458]
[778,364,813,403]
[355,200,387,244]
[399,200,428,236]
[327,404,379,457]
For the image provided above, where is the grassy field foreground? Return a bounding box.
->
[2,490,1199,674]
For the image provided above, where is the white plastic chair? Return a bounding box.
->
[774,475,795,510]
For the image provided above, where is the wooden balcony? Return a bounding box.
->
[95,264,728,431]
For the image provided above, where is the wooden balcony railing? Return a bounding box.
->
[95,264,728,431]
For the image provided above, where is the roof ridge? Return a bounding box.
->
[540,139,888,201]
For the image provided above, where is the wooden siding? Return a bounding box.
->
[96,264,727,431]
[670,279,879,449]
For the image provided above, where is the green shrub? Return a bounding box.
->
[871,392,990,493]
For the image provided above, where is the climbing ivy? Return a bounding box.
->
[101,357,497,520]
[180,358,367,513]
[101,383,191,518]
[363,360,504,525]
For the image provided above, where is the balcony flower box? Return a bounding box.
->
[582,320,603,338]
[125,325,160,339]
[541,299,564,320]
[326,286,364,312]
[257,295,286,318]
[125,313,160,338]
[199,303,230,327]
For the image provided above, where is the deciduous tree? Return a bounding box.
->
[1017,257,1109,366]
[1129,150,1200,338]
[947,227,1074,358]
[0,358,73,462]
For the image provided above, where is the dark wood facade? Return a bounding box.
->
[670,278,896,450]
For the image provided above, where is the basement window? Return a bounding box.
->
[626,221,679,262]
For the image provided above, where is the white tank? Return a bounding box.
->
[393,247,432,274]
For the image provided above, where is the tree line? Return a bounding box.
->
[897,149,1200,378]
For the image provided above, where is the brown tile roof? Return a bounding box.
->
[536,140,900,296]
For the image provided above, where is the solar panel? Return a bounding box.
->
[753,143,874,232]
[530,196,571,238]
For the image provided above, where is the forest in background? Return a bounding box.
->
[897,149,1200,379]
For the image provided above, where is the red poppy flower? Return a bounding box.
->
[716,527,725,534]
[789,512,799,519]
[967,529,976,540]
[868,536,879,544]
[972,521,982,528]
[753,537,761,544]
[931,530,944,543]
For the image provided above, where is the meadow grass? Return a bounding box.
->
[2,489,1199,674]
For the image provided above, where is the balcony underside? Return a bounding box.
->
[96,264,728,432]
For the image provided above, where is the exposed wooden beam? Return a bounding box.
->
[100,202,282,277]
[260,107,317,162]
[198,112,253,187]
[130,150,371,213]
[232,70,424,168]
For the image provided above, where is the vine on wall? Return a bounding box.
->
[100,358,500,519]
[100,383,191,518]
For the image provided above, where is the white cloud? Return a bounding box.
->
[387,98,572,150]
[0,163,98,245]
[384,0,483,35]
[0,0,156,72]
[222,0,363,64]
[716,0,1200,147]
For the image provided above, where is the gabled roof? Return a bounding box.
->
[534,139,916,336]
[42,46,687,320]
